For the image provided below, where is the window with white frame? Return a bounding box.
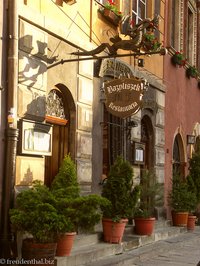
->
[132,0,147,24]
[97,0,108,4]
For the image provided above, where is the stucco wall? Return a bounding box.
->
[164,53,200,218]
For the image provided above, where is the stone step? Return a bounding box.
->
[123,225,187,251]
[83,226,188,266]
[56,242,123,266]
[73,232,102,248]
[154,219,172,229]
[56,223,187,266]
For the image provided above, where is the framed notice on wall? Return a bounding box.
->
[19,120,52,156]
[133,142,145,165]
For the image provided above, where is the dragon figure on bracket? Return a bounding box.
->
[72,15,163,56]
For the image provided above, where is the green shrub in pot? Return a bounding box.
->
[10,181,69,244]
[101,156,140,222]
[51,155,110,233]
[100,156,139,243]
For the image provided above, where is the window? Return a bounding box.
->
[102,108,132,175]
[154,0,160,16]
[97,0,108,4]
[173,134,185,178]
[154,0,161,40]
[132,0,147,24]
[186,4,196,65]
[170,0,181,50]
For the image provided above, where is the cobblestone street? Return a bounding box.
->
[123,227,200,266]
[84,226,200,266]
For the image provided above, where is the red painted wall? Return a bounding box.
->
[164,53,200,218]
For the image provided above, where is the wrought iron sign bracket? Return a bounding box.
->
[47,15,167,69]
[47,48,167,69]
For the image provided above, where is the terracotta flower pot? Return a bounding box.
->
[102,218,128,243]
[22,238,57,265]
[134,217,155,236]
[172,211,188,226]
[56,232,76,256]
[187,215,196,231]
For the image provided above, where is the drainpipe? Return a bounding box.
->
[0,0,18,258]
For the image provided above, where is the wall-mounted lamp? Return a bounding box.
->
[127,120,138,128]
[187,135,196,145]
[138,58,144,67]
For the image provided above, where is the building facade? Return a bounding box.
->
[0,0,169,255]
[1,0,166,192]
[164,0,200,218]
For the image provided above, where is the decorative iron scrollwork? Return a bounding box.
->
[46,90,66,119]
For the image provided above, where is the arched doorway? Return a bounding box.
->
[102,107,133,176]
[141,115,154,169]
[45,84,76,186]
[195,136,200,153]
[172,134,185,178]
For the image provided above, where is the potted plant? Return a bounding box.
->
[51,155,110,256]
[50,155,78,257]
[101,156,140,243]
[10,156,110,258]
[187,151,200,227]
[186,65,198,79]
[186,175,197,230]
[188,151,200,205]
[142,33,162,52]
[168,173,197,226]
[133,169,163,236]
[98,0,123,26]
[9,181,68,262]
[171,51,186,67]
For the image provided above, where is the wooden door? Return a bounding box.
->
[141,116,154,170]
[45,124,68,186]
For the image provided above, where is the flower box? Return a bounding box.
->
[186,66,198,79]
[142,33,161,52]
[171,52,186,67]
[45,115,68,125]
[98,7,122,26]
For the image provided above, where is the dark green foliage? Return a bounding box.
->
[10,155,110,241]
[135,169,163,218]
[168,174,197,212]
[188,151,200,203]
[71,195,111,232]
[51,154,110,232]
[186,175,198,213]
[51,154,80,198]
[101,156,140,221]
[10,182,70,243]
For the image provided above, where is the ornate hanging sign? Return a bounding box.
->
[104,78,144,118]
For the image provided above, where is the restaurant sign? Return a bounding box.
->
[104,78,144,118]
